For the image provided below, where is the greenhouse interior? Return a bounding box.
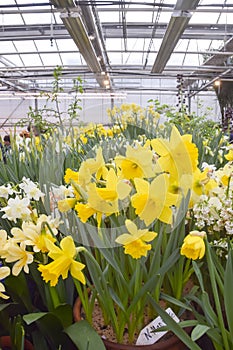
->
[0,1,233,350]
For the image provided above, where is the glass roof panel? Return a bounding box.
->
[22,13,52,25]
[126,12,157,22]
[167,53,186,66]
[56,39,79,51]
[39,53,62,66]
[1,13,24,25]
[98,12,120,23]
[189,12,221,24]
[155,12,173,23]
[34,40,58,52]
[60,53,83,65]
[0,0,232,94]
[4,55,24,66]
[15,0,49,9]
[20,54,42,66]
[183,54,204,66]
[0,41,16,53]
[14,40,37,53]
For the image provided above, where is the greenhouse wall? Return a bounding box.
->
[0,92,221,135]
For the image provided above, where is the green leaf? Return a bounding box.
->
[53,304,73,328]
[148,294,202,350]
[14,318,25,350]
[160,292,192,312]
[24,312,66,348]
[191,325,210,341]
[64,320,105,350]
[23,312,48,325]
[192,261,205,292]
[224,246,233,337]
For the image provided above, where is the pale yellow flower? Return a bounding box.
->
[78,148,105,187]
[58,198,77,212]
[3,240,33,276]
[131,174,179,225]
[0,266,10,299]
[151,126,198,182]
[87,168,131,215]
[115,144,155,180]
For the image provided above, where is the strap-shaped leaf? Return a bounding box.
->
[64,320,105,350]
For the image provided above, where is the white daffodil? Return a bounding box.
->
[4,241,33,276]
[0,183,15,199]
[0,266,11,299]
[12,220,55,253]
[0,230,8,252]
[52,185,74,199]
[0,195,31,222]
[19,177,45,201]
[37,214,62,236]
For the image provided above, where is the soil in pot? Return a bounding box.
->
[73,298,192,350]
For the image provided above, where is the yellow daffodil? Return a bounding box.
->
[87,168,131,215]
[78,148,105,187]
[115,219,157,259]
[115,144,155,180]
[192,168,217,196]
[180,230,206,260]
[215,163,233,187]
[131,174,179,225]
[64,168,79,184]
[75,203,97,223]
[38,236,86,287]
[225,149,233,161]
[190,168,218,207]
[151,126,198,181]
[58,198,77,213]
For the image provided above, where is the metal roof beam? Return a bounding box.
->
[151,0,201,73]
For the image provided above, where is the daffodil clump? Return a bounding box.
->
[49,125,209,343]
[107,103,160,137]
[0,177,85,302]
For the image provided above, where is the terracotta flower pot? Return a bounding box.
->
[73,297,191,350]
[0,336,34,350]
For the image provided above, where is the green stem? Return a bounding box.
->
[48,285,60,309]
[205,240,230,350]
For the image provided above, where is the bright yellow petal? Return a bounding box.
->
[70,261,86,284]
[150,139,170,156]
[140,231,157,242]
[124,240,151,259]
[125,219,138,236]
[115,233,135,245]
[58,198,77,212]
[60,236,76,258]
[134,178,149,195]
[75,203,96,223]
[158,206,173,224]
[117,181,131,200]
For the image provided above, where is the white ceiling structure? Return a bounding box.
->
[0,0,233,97]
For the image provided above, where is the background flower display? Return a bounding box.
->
[0,100,232,349]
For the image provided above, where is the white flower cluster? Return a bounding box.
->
[193,193,233,236]
[0,177,44,222]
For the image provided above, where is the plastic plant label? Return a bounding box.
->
[136,307,180,345]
